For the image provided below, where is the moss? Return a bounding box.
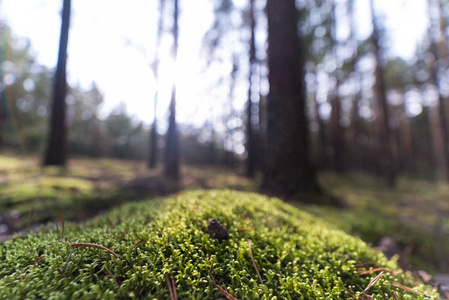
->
[0,190,438,299]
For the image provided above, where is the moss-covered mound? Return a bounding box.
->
[0,190,438,299]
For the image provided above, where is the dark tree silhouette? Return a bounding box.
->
[261,0,321,197]
[246,0,257,178]
[428,0,449,181]
[164,0,180,179]
[43,0,71,166]
[369,0,396,187]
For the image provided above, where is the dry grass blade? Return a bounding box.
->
[165,273,174,300]
[248,239,263,285]
[390,281,433,298]
[211,281,238,300]
[363,271,385,293]
[71,242,119,259]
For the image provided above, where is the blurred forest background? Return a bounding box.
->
[2,0,449,282]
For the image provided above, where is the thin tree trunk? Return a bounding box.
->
[262,0,321,198]
[246,0,257,177]
[369,0,396,187]
[428,0,449,181]
[44,0,71,166]
[148,0,166,169]
[164,0,179,179]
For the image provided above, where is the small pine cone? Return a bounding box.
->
[207,219,229,242]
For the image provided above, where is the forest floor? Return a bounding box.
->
[0,154,448,281]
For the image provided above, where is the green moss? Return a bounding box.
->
[0,190,438,299]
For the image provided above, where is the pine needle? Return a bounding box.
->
[390,281,433,298]
[71,242,119,259]
[248,239,263,285]
[211,281,238,300]
[363,271,385,293]
[165,273,174,300]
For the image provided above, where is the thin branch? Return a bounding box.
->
[71,242,119,259]
[248,239,263,285]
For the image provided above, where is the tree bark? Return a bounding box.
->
[164,0,180,179]
[369,0,396,187]
[148,0,166,169]
[262,0,320,198]
[43,0,71,166]
[428,0,449,181]
[246,0,257,177]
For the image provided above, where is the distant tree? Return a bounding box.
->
[261,0,321,198]
[369,0,396,187]
[427,0,449,181]
[164,0,180,179]
[43,0,71,166]
[245,0,257,177]
[148,0,166,169]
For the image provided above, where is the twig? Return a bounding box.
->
[248,240,263,285]
[71,242,119,259]
[390,281,433,298]
[363,271,385,293]
[211,281,238,300]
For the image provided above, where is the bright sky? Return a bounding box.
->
[0,0,430,127]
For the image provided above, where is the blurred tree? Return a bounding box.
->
[68,83,104,157]
[148,0,166,169]
[246,0,257,177]
[43,0,71,166]
[428,0,449,181]
[165,0,180,179]
[329,0,346,174]
[369,0,396,187]
[262,0,321,198]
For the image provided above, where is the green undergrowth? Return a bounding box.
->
[0,190,438,299]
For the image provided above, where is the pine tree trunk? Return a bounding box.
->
[262,0,320,197]
[164,0,179,179]
[246,0,257,178]
[370,0,396,187]
[44,0,71,166]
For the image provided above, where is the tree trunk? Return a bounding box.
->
[369,0,396,187]
[43,0,71,166]
[262,0,320,198]
[164,0,179,179]
[428,0,449,181]
[148,0,166,169]
[246,0,257,177]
